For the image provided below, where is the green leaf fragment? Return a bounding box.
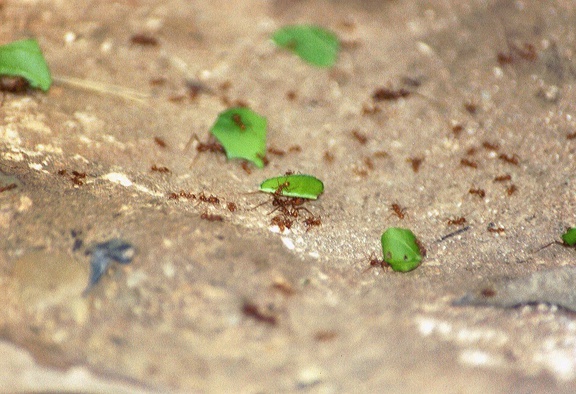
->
[259,174,324,200]
[272,25,339,68]
[562,227,576,246]
[381,227,422,272]
[210,107,267,168]
[0,38,52,91]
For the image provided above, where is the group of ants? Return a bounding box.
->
[168,173,322,233]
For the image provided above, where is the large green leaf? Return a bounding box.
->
[210,107,267,168]
[381,227,422,272]
[272,25,339,68]
[259,174,324,200]
[0,39,52,91]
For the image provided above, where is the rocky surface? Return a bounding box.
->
[1,0,576,392]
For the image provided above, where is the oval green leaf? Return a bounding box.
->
[562,227,576,246]
[381,227,422,272]
[210,107,267,168]
[0,38,52,91]
[259,174,324,200]
[272,25,339,68]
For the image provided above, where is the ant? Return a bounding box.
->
[288,145,302,153]
[168,190,195,200]
[482,141,499,151]
[506,184,518,196]
[241,161,252,174]
[0,183,17,193]
[232,113,247,130]
[390,203,407,219]
[407,157,423,173]
[271,215,293,232]
[452,124,464,136]
[567,132,576,140]
[372,87,411,101]
[267,147,286,156]
[447,217,467,226]
[460,158,478,169]
[494,174,511,182]
[241,302,277,326]
[362,252,390,273]
[154,136,167,148]
[303,215,322,231]
[351,130,368,144]
[469,188,486,198]
[130,34,158,46]
[200,212,224,222]
[323,151,335,163]
[227,202,237,212]
[498,153,519,165]
[59,170,86,186]
[198,192,219,205]
[150,165,170,173]
[464,102,478,114]
[487,224,505,234]
[0,75,29,93]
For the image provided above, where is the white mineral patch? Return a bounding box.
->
[281,237,295,250]
[102,172,132,187]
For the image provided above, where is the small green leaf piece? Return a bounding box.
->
[272,25,339,68]
[0,38,52,91]
[259,174,324,199]
[562,228,576,246]
[381,227,423,272]
[210,107,267,168]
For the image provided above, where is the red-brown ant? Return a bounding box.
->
[0,183,17,193]
[498,153,519,165]
[130,34,159,46]
[452,124,464,136]
[372,87,411,101]
[303,215,322,231]
[469,188,486,198]
[460,158,478,169]
[487,225,505,234]
[198,192,220,205]
[154,136,167,148]
[271,215,293,232]
[390,203,407,219]
[0,75,29,93]
[241,302,277,326]
[150,165,170,173]
[168,190,195,200]
[227,202,237,212]
[232,113,246,130]
[241,161,252,174]
[447,217,467,226]
[351,130,368,144]
[323,151,335,163]
[506,184,518,196]
[362,252,390,273]
[494,174,511,182]
[267,147,286,156]
[407,157,423,173]
[200,212,224,222]
[482,141,499,151]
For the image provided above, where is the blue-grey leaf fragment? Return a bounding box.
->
[83,239,135,296]
[453,267,576,312]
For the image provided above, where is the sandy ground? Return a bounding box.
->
[2,0,576,392]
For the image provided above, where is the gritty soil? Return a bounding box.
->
[2,0,576,393]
